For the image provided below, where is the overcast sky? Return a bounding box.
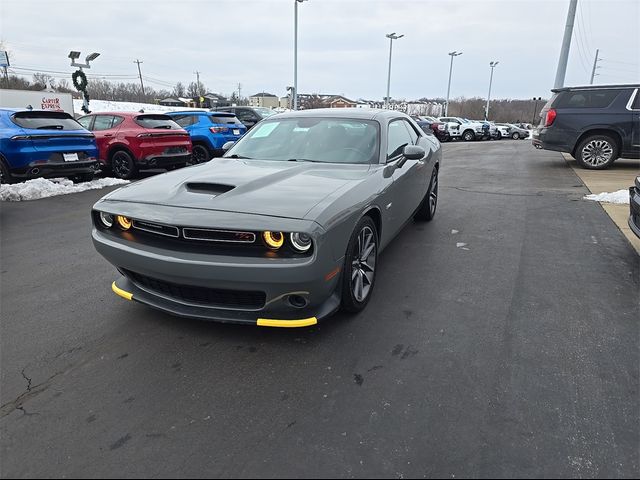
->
[1,0,638,101]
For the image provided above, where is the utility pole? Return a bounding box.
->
[293,0,308,110]
[237,82,242,104]
[590,49,601,84]
[133,59,145,96]
[554,0,579,89]
[194,71,201,106]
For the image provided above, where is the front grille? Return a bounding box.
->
[124,270,266,310]
[183,228,256,243]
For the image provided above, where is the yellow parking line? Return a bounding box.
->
[111,282,133,301]
[257,317,317,328]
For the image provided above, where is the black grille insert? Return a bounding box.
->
[124,270,266,310]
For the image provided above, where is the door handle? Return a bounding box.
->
[104,134,114,137]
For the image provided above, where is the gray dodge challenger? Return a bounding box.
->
[92,108,442,327]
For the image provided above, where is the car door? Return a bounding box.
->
[91,115,120,163]
[385,119,426,236]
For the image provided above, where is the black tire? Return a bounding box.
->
[191,144,212,165]
[495,131,502,140]
[575,134,619,170]
[70,173,95,183]
[512,132,520,140]
[462,130,475,142]
[414,167,438,222]
[0,157,15,185]
[341,216,378,313]
[111,150,137,179]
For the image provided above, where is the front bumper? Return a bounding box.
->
[93,227,343,326]
[629,183,640,239]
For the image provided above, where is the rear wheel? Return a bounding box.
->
[111,150,137,179]
[341,217,378,313]
[0,158,15,185]
[576,134,618,169]
[191,144,212,165]
[70,173,95,183]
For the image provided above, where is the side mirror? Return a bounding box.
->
[397,145,425,168]
[222,141,235,152]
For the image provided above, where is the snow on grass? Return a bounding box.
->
[584,190,630,204]
[0,177,128,202]
[73,99,204,114]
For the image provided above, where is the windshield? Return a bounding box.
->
[224,117,379,164]
[253,107,276,118]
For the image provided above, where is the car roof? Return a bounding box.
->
[552,83,640,93]
[270,108,410,121]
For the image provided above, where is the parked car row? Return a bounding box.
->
[0,108,249,183]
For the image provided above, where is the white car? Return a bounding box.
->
[438,117,488,141]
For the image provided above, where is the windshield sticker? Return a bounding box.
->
[251,122,279,138]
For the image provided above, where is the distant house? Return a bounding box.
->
[202,93,231,109]
[328,95,357,108]
[158,97,190,107]
[249,92,279,109]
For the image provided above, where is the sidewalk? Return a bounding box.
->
[564,153,640,254]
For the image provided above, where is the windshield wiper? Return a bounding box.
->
[287,158,321,163]
[153,125,172,129]
[227,154,252,159]
[36,125,63,130]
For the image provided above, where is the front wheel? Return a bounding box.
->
[341,217,378,313]
[576,134,619,169]
[462,130,475,142]
[414,167,438,222]
[512,132,520,140]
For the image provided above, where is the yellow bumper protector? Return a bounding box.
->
[112,281,133,301]
[257,317,317,328]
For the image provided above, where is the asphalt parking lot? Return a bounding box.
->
[1,141,638,478]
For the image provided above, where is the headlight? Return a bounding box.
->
[116,215,132,230]
[98,212,114,228]
[290,232,312,252]
[263,231,284,249]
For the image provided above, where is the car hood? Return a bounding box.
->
[103,158,371,220]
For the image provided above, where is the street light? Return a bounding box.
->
[385,32,404,109]
[68,50,100,69]
[445,51,462,116]
[485,60,499,120]
[293,0,308,110]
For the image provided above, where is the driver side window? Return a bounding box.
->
[387,120,413,161]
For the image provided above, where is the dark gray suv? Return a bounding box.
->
[534,84,640,169]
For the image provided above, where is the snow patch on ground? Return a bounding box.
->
[1,177,129,201]
[74,99,203,114]
[584,190,630,204]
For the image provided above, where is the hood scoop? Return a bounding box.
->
[186,183,235,196]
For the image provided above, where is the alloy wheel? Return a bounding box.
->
[112,152,132,178]
[351,226,377,303]
[429,170,438,217]
[192,145,209,164]
[582,139,614,167]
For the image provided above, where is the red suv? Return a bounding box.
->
[77,112,192,179]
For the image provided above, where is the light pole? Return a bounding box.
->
[293,0,308,110]
[385,32,403,109]
[531,96,542,125]
[485,61,499,121]
[69,51,100,114]
[445,51,462,116]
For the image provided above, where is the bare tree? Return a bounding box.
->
[173,82,186,98]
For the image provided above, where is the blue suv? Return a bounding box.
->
[0,109,99,184]
[166,111,246,164]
